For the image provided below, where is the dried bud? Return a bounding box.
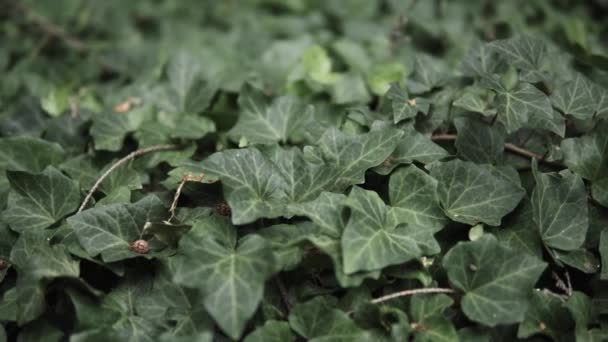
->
[130,239,149,254]
[215,201,232,217]
[0,259,8,270]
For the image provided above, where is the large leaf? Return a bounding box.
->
[341,187,439,274]
[67,195,168,262]
[531,162,588,251]
[3,167,80,232]
[374,127,448,175]
[443,234,547,326]
[170,217,276,340]
[229,85,313,145]
[431,160,525,226]
[0,136,64,172]
[483,77,554,133]
[489,35,547,83]
[389,165,447,232]
[201,147,287,224]
[550,73,597,119]
[561,121,608,181]
[288,297,370,341]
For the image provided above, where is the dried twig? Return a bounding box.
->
[431,133,562,166]
[370,288,455,304]
[167,172,205,223]
[78,144,179,213]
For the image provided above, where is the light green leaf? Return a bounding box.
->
[431,160,525,226]
[531,163,588,251]
[67,195,168,262]
[40,86,70,117]
[453,87,496,117]
[368,62,406,95]
[288,192,347,238]
[389,165,447,232]
[229,85,314,145]
[341,187,439,274]
[443,234,547,326]
[454,117,506,164]
[244,320,295,342]
[3,167,80,232]
[171,220,276,340]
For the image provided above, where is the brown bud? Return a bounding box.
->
[215,201,232,217]
[0,259,8,270]
[129,239,149,254]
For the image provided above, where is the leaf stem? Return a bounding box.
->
[77,144,179,213]
[431,133,562,166]
[370,287,455,304]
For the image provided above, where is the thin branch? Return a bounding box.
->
[78,144,179,213]
[370,288,455,304]
[430,133,562,166]
[275,276,292,313]
[13,0,88,52]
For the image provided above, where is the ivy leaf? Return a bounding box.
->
[311,127,404,190]
[389,165,447,232]
[453,87,496,117]
[3,167,80,232]
[443,234,547,326]
[431,160,525,226]
[288,192,347,238]
[462,43,504,77]
[67,195,168,262]
[229,85,313,145]
[408,54,447,94]
[531,162,588,251]
[550,73,597,119]
[374,128,448,175]
[170,218,276,340]
[517,290,574,340]
[0,136,64,172]
[454,117,506,164]
[341,187,439,274]
[496,199,543,258]
[90,107,149,151]
[489,35,547,83]
[288,297,370,341]
[409,294,458,342]
[386,83,430,123]
[561,121,608,181]
[482,77,554,133]
[244,321,295,342]
[201,147,287,224]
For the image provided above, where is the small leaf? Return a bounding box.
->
[550,73,597,119]
[443,234,547,326]
[454,117,506,164]
[561,121,608,181]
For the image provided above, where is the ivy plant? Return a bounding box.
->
[1,0,608,341]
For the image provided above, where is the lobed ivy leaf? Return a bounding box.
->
[531,161,588,251]
[431,160,525,226]
[443,234,547,326]
[341,186,439,274]
[550,73,597,120]
[170,217,276,340]
[3,167,80,232]
[67,195,168,262]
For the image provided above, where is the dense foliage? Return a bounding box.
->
[1,0,608,340]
